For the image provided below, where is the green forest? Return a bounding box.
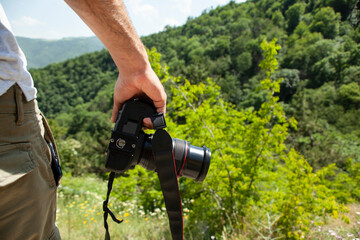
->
[29,0,360,239]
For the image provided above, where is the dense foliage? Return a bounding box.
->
[29,0,360,239]
[140,0,360,173]
[31,50,116,116]
[162,40,348,239]
[17,36,104,68]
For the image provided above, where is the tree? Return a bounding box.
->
[272,10,285,28]
[337,82,360,109]
[326,0,357,20]
[285,2,306,33]
[235,51,252,74]
[273,68,300,102]
[310,7,341,39]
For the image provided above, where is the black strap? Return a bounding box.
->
[103,172,123,240]
[153,129,184,240]
[103,129,183,240]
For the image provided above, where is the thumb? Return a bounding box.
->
[111,103,121,123]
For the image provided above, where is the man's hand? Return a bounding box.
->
[111,65,167,124]
[65,0,167,127]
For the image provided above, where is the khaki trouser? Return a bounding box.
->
[0,85,61,240]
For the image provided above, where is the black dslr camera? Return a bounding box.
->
[105,99,211,182]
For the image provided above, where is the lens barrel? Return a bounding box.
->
[172,139,211,182]
[138,136,211,182]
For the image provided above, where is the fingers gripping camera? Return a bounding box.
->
[105,99,211,182]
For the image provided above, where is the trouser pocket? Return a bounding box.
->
[0,85,61,239]
[0,142,38,187]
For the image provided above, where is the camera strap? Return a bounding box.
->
[153,129,184,240]
[103,129,183,240]
[103,172,123,240]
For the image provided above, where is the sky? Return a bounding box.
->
[2,0,246,40]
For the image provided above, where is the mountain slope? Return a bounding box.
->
[16,36,104,69]
[30,0,360,171]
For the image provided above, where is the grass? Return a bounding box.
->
[307,204,360,240]
[56,174,171,240]
[56,174,360,240]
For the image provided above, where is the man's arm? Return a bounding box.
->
[64,0,166,123]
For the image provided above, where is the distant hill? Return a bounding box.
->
[16,36,104,69]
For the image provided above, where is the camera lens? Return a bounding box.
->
[138,136,211,182]
[172,139,211,182]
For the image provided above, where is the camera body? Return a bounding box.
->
[105,99,211,182]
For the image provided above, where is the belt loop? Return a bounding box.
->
[15,84,24,126]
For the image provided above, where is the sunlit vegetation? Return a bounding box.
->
[30,0,360,239]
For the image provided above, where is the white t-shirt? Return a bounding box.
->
[0,4,36,101]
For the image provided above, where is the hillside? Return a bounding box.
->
[31,0,360,168]
[30,0,360,238]
[141,0,360,105]
[16,36,104,69]
[140,0,360,169]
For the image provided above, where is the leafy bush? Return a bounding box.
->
[108,42,348,239]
